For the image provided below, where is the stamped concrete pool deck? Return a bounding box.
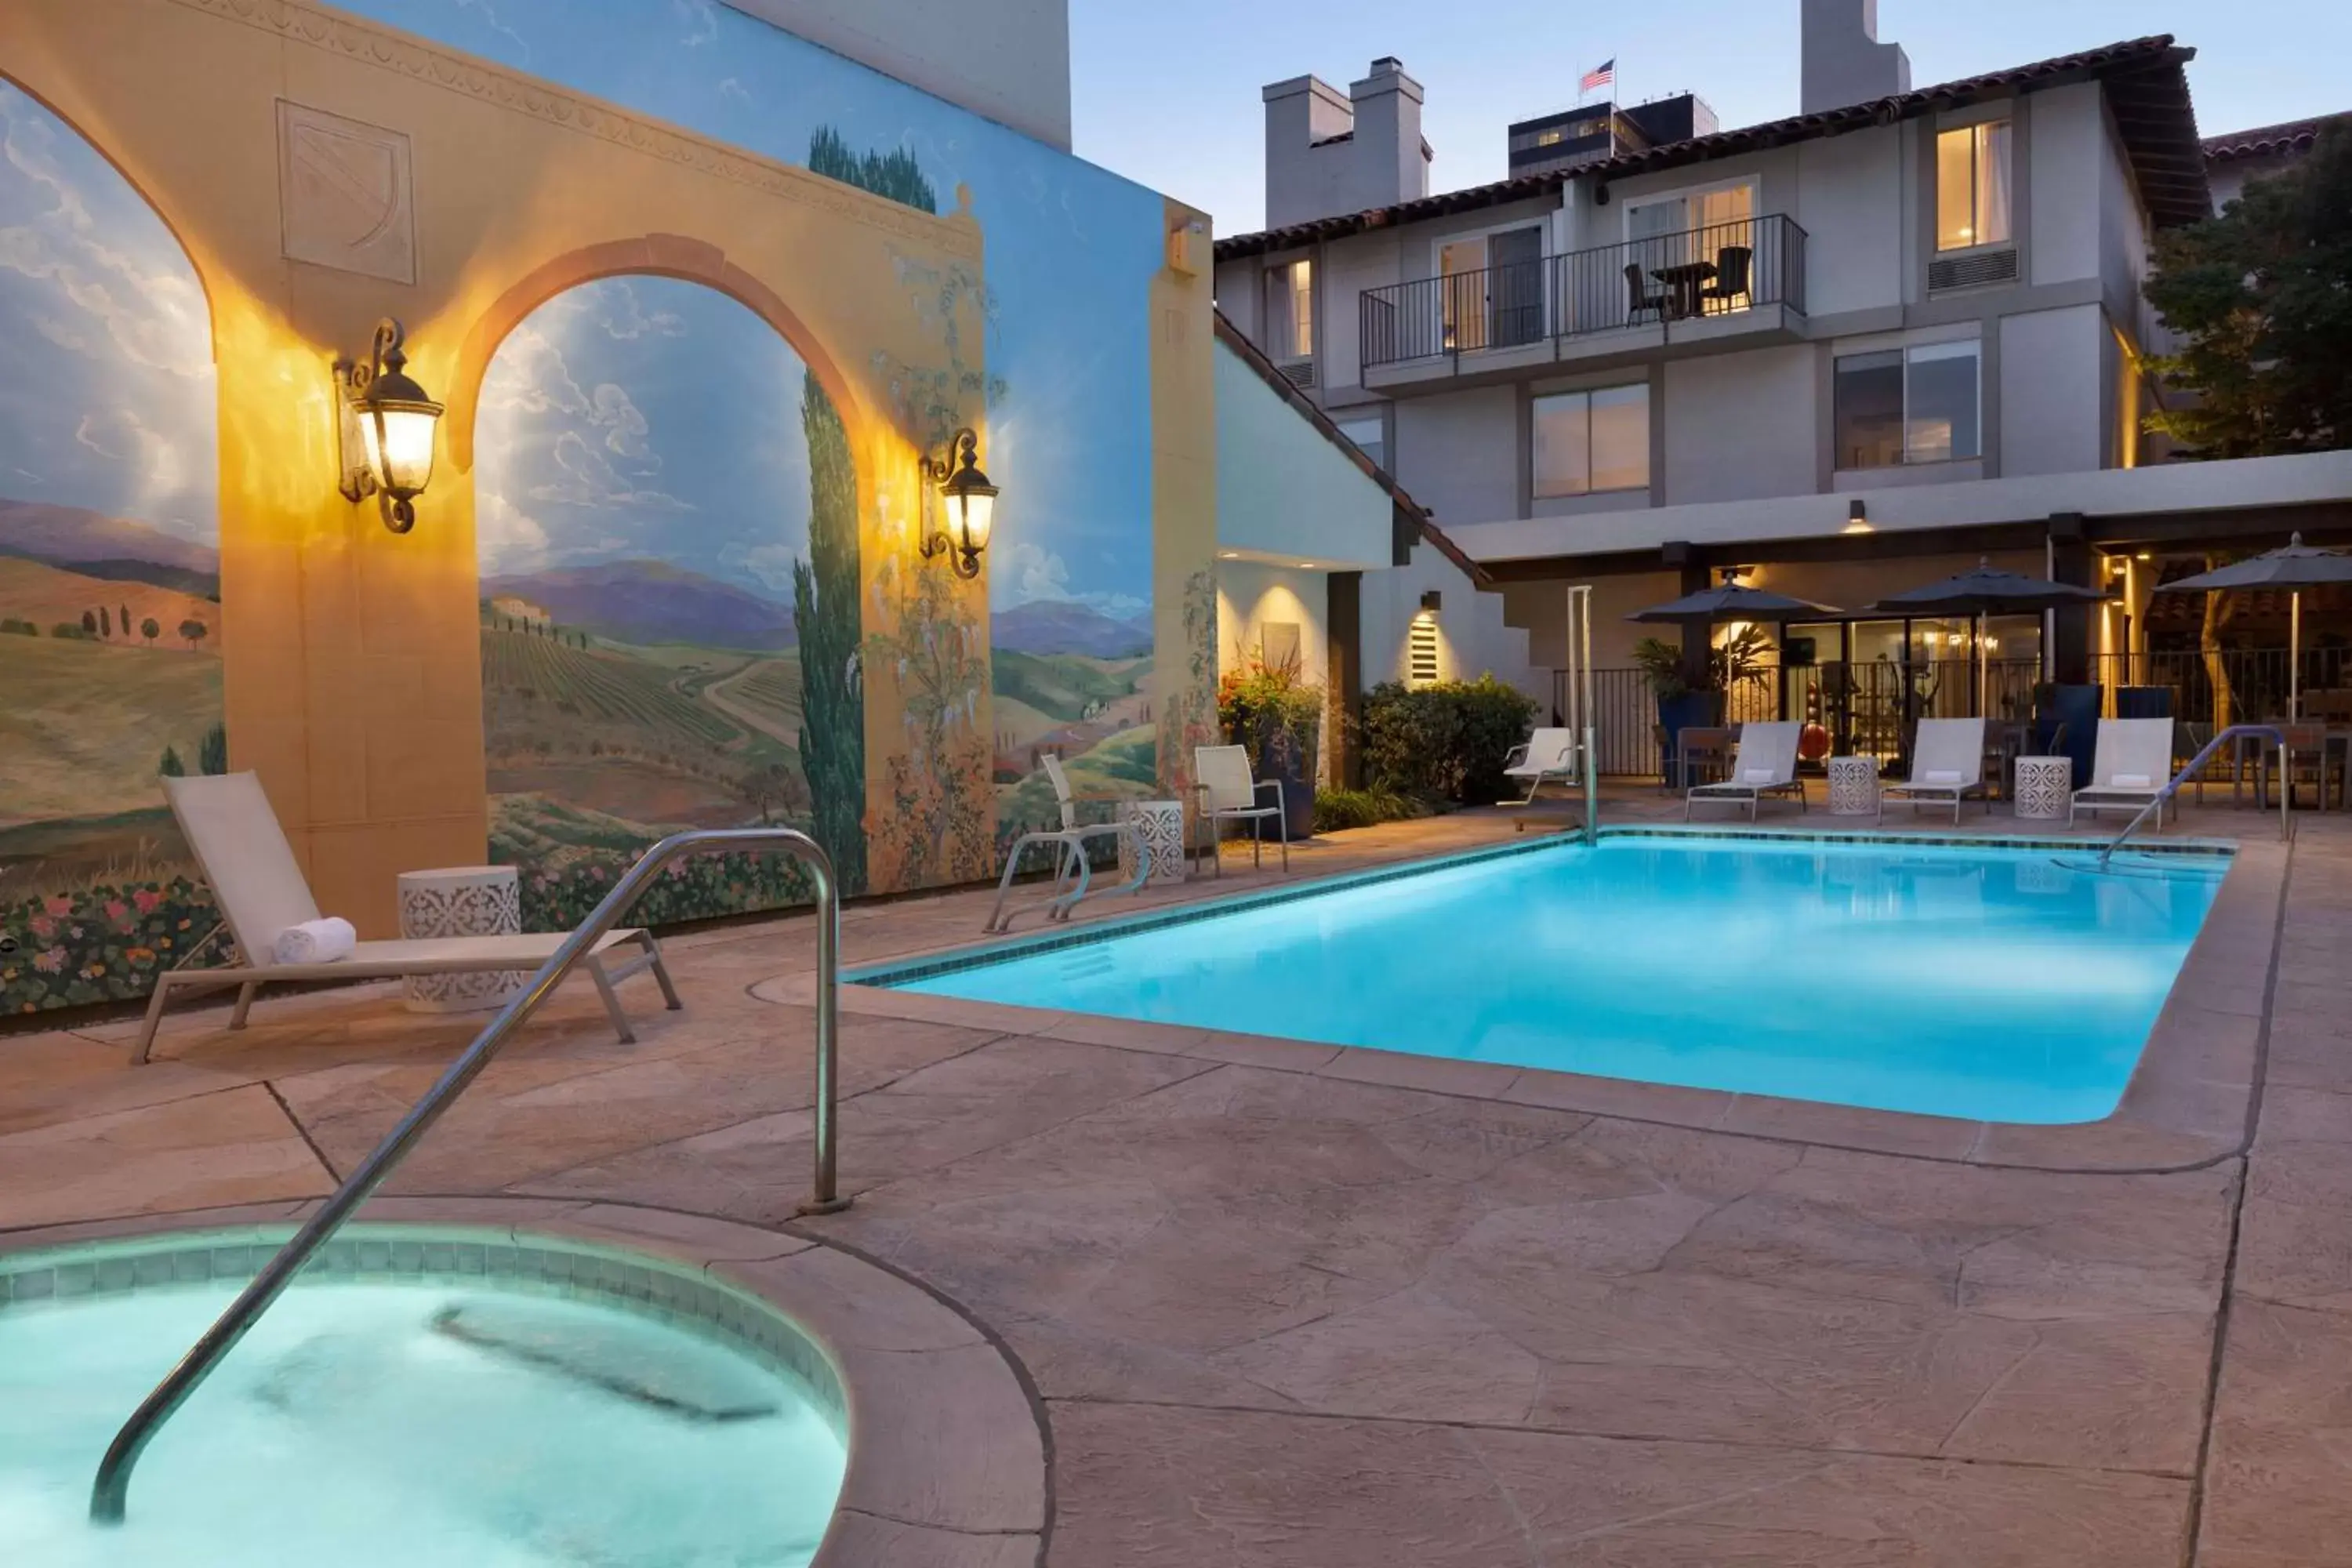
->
[5,791,2350,1566]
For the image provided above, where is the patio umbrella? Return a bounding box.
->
[1625,584,1842,623]
[2155,535,2352,720]
[1867,559,2111,716]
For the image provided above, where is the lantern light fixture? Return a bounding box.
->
[919,426,997,579]
[334,318,443,535]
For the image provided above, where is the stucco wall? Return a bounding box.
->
[1362,545,1541,702]
[1662,344,1818,505]
[2029,83,2103,286]
[1394,387,1520,525]
[1217,563,1329,684]
[1213,339,1392,568]
[720,0,1070,151]
[2000,304,2104,476]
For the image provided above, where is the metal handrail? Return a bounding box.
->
[89,827,842,1525]
[2096,723,2288,867]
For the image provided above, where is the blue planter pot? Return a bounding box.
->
[1657,691,1725,788]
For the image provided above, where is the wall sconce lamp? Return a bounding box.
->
[1843,499,1873,535]
[919,426,997,579]
[334,318,443,535]
[1420,590,1443,613]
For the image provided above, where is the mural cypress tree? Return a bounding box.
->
[788,127,938,898]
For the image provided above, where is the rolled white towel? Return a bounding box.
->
[274,916,356,965]
[1924,769,1965,785]
[2111,773,2154,789]
[1742,768,1777,784]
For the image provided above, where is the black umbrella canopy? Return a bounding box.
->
[1627,584,1843,623]
[2154,535,2352,592]
[1866,558,2110,615]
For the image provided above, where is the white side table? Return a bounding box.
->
[1116,800,1188,885]
[2013,756,2074,822]
[1826,756,1879,816]
[396,864,524,1013]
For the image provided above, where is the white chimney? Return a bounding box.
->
[1261,56,1428,229]
[1801,0,1910,115]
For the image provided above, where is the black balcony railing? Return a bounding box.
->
[1360,214,1808,369]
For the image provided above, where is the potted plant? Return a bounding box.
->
[1632,626,1771,786]
[1218,645,1324,840]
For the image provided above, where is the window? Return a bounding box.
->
[1334,415,1385,473]
[1436,227,1542,350]
[1533,383,1650,497]
[1834,341,1980,467]
[1537,129,1563,147]
[1936,122,2012,251]
[1265,260,1312,361]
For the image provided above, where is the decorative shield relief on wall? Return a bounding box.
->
[277,101,416,284]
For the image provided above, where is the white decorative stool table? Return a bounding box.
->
[1826,756,1880,816]
[396,864,524,1013]
[2013,756,2074,822]
[1115,799,1188,885]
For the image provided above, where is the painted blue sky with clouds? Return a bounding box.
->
[341,0,1167,621]
[476,276,814,600]
[0,84,216,546]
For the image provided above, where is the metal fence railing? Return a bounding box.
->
[1563,649,2350,779]
[1362,214,1806,369]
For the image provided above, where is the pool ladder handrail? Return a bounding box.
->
[2096,723,2288,867]
[89,827,844,1526]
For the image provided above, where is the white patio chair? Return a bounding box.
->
[2069,717,2177,827]
[1502,728,1581,804]
[985,754,1146,932]
[1192,744,1287,877]
[131,772,678,1064]
[1879,717,1987,826]
[1686,720,1806,822]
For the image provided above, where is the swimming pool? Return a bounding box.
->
[0,1229,845,1566]
[879,833,2227,1124]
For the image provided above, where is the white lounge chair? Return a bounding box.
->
[132,772,678,1064]
[1192,744,1288,877]
[1879,717,1987,826]
[985,754,1146,932]
[2069,717,2176,827]
[1502,728,1581,804]
[1686,720,1806,822]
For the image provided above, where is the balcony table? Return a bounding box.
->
[1650,260,1716,320]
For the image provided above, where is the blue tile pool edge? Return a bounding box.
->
[851,824,2239,991]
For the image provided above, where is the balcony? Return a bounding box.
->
[1358,215,1808,387]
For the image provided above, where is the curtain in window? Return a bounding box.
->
[1975,122,2013,246]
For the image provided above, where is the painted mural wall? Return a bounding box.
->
[0,0,1215,1015]
[0,84,224,1014]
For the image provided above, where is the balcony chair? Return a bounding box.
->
[1622,263,1669,326]
[1699,245,1753,310]
[131,772,677,1064]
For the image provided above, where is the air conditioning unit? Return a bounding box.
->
[1278,358,1317,389]
[1928,249,2019,292]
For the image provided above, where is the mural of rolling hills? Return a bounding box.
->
[485,559,796,650]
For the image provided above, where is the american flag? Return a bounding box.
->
[1581,59,1615,96]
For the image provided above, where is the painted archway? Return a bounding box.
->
[473,272,868,923]
[0,80,224,1015]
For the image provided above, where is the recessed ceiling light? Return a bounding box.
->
[1297,561,1316,569]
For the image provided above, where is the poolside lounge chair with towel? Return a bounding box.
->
[132,772,677,1064]
[1192,744,1288,877]
[1686,721,1806,822]
[2069,717,2176,828]
[1879,717,1987,826]
[1501,728,1581,805]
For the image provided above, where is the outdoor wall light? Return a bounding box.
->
[1843,499,1873,535]
[919,426,997,579]
[334,318,443,535]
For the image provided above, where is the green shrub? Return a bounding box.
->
[49,621,93,641]
[0,617,36,636]
[1312,786,1422,833]
[1359,675,1539,806]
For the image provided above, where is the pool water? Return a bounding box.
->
[890,836,2226,1124]
[0,1277,844,1566]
